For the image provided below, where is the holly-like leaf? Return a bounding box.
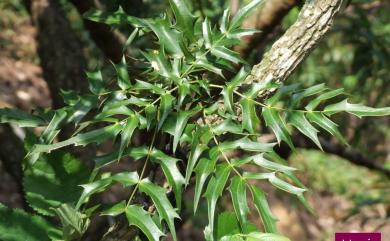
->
[204,164,231,240]
[305,88,344,110]
[288,111,321,149]
[118,114,139,161]
[158,93,175,129]
[113,56,131,90]
[262,107,294,149]
[230,0,264,30]
[250,185,278,234]
[0,108,46,127]
[240,97,260,133]
[30,124,122,154]
[0,204,62,241]
[211,46,244,64]
[306,112,348,145]
[151,150,185,209]
[24,151,89,216]
[228,176,249,232]
[126,205,165,241]
[194,157,216,213]
[172,105,201,152]
[168,0,196,39]
[139,179,180,241]
[324,99,390,117]
[251,154,296,173]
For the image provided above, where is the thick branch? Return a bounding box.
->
[237,0,301,58]
[244,0,345,92]
[70,0,126,63]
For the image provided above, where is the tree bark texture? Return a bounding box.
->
[237,0,301,58]
[244,0,345,95]
[26,0,89,108]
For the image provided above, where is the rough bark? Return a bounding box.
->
[237,0,302,58]
[70,0,125,63]
[26,0,89,108]
[243,0,345,95]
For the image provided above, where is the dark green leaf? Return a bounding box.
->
[24,151,89,216]
[0,108,46,127]
[240,97,260,133]
[118,114,139,161]
[324,99,390,117]
[204,164,231,240]
[305,88,344,110]
[230,0,264,30]
[288,112,321,149]
[168,0,196,39]
[262,107,294,149]
[202,18,213,49]
[139,179,180,241]
[125,205,165,241]
[306,112,348,145]
[216,212,241,240]
[0,204,62,241]
[250,185,278,233]
[193,157,216,213]
[211,46,243,64]
[86,70,106,95]
[100,201,126,216]
[54,204,90,241]
[228,176,249,232]
[113,56,131,90]
[158,93,175,129]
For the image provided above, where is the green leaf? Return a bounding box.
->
[78,178,112,208]
[306,112,348,145]
[186,126,212,184]
[24,151,89,216]
[172,105,202,152]
[240,97,260,133]
[158,93,175,129]
[290,83,327,108]
[202,18,213,49]
[246,232,291,241]
[100,201,126,216]
[69,95,99,124]
[220,137,276,153]
[40,108,67,143]
[227,28,260,39]
[30,124,122,154]
[288,111,321,149]
[251,154,296,173]
[228,176,249,232]
[250,185,278,233]
[139,179,180,241]
[194,157,216,213]
[213,118,242,135]
[0,204,61,241]
[211,46,243,64]
[110,171,139,186]
[230,0,264,30]
[83,9,146,27]
[324,99,390,117]
[204,164,231,240]
[143,49,172,78]
[262,107,294,149]
[146,17,184,57]
[0,108,46,127]
[126,205,165,241]
[118,114,139,161]
[123,28,139,51]
[86,70,106,95]
[305,88,344,110]
[151,150,185,209]
[168,0,196,39]
[216,212,241,240]
[220,9,230,33]
[113,56,131,90]
[195,58,223,76]
[54,204,90,241]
